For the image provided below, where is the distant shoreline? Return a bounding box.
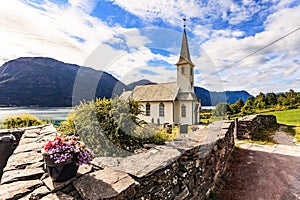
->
[0,107,71,122]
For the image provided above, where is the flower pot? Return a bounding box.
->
[44,156,79,182]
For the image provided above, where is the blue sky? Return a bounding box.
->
[1,0,300,95]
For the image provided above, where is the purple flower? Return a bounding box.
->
[42,134,93,166]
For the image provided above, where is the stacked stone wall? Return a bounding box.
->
[0,128,25,179]
[237,114,277,139]
[0,121,235,199]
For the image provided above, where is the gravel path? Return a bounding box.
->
[217,129,300,200]
[272,126,296,145]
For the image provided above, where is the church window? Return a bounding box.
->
[159,103,165,117]
[181,66,185,74]
[181,104,186,117]
[146,103,150,116]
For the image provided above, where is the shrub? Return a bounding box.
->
[213,103,228,116]
[58,97,171,157]
[57,109,77,135]
[3,113,44,128]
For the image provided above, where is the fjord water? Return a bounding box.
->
[0,107,71,122]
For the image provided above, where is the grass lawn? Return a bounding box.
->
[265,108,300,142]
[200,116,225,124]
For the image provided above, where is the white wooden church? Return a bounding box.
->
[121,26,201,125]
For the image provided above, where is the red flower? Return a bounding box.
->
[55,136,61,140]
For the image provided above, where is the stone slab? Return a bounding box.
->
[27,186,51,199]
[4,150,43,171]
[39,124,58,135]
[1,167,44,184]
[40,192,75,200]
[74,167,136,200]
[77,164,93,175]
[14,142,44,154]
[43,177,75,192]
[0,180,43,199]
[93,145,181,178]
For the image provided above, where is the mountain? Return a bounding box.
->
[210,90,252,105]
[193,87,212,106]
[208,90,252,106]
[127,80,252,106]
[127,79,154,90]
[0,57,127,107]
[0,57,252,107]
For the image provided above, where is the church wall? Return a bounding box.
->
[174,101,180,124]
[178,100,194,125]
[194,102,200,124]
[138,102,174,125]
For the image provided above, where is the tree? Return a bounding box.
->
[277,94,289,106]
[265,92,277,106]
[255,92,266,109]
[286,89,296,108]
[227,99,244,115]
[296,93,300,104]
[236,99,245,110]
[241,97,255,114]
[213,103,228,116]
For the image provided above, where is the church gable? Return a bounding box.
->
[176,92,198,101]
[131,82,179,102]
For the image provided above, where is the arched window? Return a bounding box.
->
[181,66,185,75]
[159,103,165,117]
[146,103,150,116]
[181,104,186,117]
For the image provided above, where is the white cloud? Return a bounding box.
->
[98,46,178,84]
[110,0,234,26]
[0,0,114,66]
[68,0,97,13]
[193,4,300,94]
[1,0,299,96]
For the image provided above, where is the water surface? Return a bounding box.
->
[0,107,71,122]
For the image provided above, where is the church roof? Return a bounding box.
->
[131,82,179,102]
[176,92,198,101]
[176,28,194,66]
[119,90,132,100]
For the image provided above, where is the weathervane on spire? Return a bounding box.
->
[183,17,186,29]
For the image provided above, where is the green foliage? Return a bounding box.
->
[2,113,44,128]
[57,110,77,134]
[213,103,228,116]
[58,97,170,157]
[240,89,300,114]
[241,97,255,115]
[265,92,277,106]
[154,127,178,143]
[200,109,212,120]
[251,125,278,145]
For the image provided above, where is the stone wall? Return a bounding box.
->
[0,121,235,200]
[236,114,277,139]
[0,129,25,179]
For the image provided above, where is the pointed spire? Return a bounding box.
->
[177,18,193,65]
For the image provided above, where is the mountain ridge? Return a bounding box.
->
[128,80,252,106]
[0,57,252,107]
[0,57,127,107]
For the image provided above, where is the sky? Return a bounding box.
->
[1,0,300,95]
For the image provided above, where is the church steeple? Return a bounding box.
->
[176,19,195,92]
[176,18,194,66]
